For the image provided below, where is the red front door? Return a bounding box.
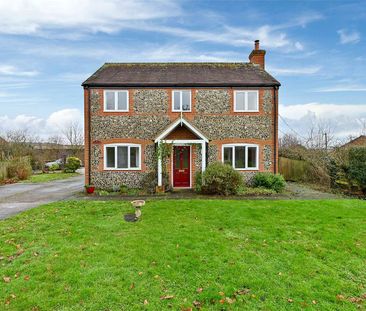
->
[173,146,190,187]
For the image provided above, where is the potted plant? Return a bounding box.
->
[85,184,95,194]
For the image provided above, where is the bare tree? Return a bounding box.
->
[359,118,366,136]
[61,121,84,156]
[305,119,335,150]
[279,133,301,149]
[5,129,34,158]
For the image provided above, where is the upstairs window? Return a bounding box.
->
[234,90,259,112]
[222,144,259,170]
[104,144,141,170]
[172,90,191,112]
[104,90,129,112]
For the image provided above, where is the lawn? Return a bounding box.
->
[0,200,365,310]
[22,172,80,183]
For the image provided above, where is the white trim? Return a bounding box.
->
[172,90,192,112]
[162,139,205,144]
[154,119,209,143]
[103,90,129,112]
[171,145,192,189]
[104,143,141,170]
[222,143,259,170]
[233,90,259,112]
[157,141,162,186]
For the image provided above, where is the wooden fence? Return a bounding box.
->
[279,157,311,182]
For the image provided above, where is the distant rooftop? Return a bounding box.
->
[82,62,280,87]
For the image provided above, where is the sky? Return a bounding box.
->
[0,0,365,142]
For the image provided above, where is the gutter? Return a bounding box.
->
[273,86,278,174]
[84,86,91,185]
[82,82,281,88]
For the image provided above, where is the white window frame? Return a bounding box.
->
[104,143,141,170]
[234,90,259,112]
[103,90,129,112]
[222,144,259,170]
[172,90,192,112]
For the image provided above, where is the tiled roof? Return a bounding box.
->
[82,63,280,87]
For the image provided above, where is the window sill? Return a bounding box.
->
[103,168,141,171]
[234,168,259,171]
[103,110,129,113]
[233,110,259,113]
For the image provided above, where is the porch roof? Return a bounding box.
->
[154,118,209,143]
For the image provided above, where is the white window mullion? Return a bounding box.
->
[245,146,248,169]
[245,92,248,111]
[180,91,183,111]
[127,146,131,169]
[114,146,117,169]
[232,146,236,169]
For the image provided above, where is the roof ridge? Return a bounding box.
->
[103,62,253,66]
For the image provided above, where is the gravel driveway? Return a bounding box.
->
[0,173,84,220]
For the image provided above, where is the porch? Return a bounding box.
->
[154,118,209,189]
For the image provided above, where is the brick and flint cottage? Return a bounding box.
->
[82,40,280,190]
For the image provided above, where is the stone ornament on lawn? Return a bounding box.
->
[131,200,145,218]
[124,200,145,222]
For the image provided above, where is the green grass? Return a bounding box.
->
[0,200,365,310]
[22,172,80,183]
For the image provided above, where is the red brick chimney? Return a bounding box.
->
[249,40,266,69]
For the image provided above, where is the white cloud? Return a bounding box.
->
[0,109,83,140]
[313,85,366,92]
[0,0,181,35]
[46,109,83,130]
[0,65,38,77]
[337,29,361,44]
[0,1,320,53]
[280,102,366,139]
[268,66,321,76]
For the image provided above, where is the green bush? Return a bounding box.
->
[348,147,366,193]
[194,172,202,193]
[237,186,277,196]
[253,172,286,193]
[49,163,59,172]
[120,184,128,194]
[64,157,81,173]
[141,171,170,194]
[199,162,243,196]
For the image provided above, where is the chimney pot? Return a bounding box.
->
[249,40,266,69]
[255,40,260,50]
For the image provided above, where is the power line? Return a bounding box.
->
[278,114,307,140]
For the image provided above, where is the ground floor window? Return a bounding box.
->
[104,144,141,170]
[222,144,259,170]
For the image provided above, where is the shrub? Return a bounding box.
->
[253,172,286,193]
[200,162,243,196]
[141,171,170,194]
[120,184,128,194]
[237,186,277,196]
[64,157,81,173]
[49,163,59,172]
[348,147,366,193]
[194,172,202,193]
[7,157,32,180]
[0,161,9,181]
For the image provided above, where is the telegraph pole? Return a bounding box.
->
[324,132,328,150]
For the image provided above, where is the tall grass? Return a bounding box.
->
[0,161,9,181]
[0,156,32,182]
